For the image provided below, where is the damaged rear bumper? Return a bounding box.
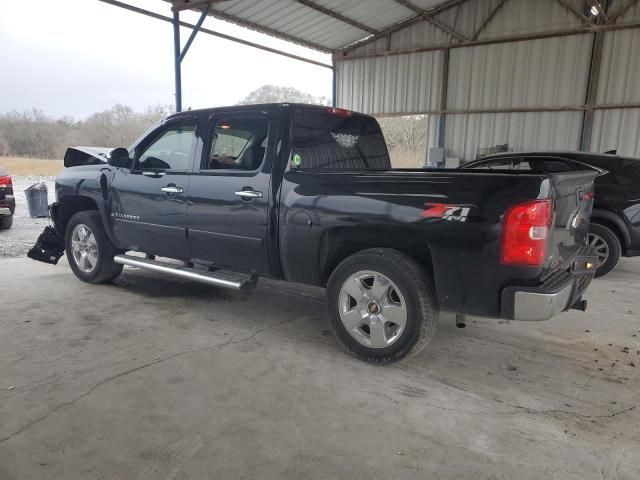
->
[501,251,598,321]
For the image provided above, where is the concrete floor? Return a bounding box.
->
[0,256,639,480]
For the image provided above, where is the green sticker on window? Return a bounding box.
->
[292,153,302,167]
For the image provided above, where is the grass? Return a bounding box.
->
[0,157,64,176]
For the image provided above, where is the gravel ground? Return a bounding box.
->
[0,176,56,257]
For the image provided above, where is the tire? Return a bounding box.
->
[65,210,123,284]
[326,248,438,364]
[589,223,622,278]
[0,215,13,230]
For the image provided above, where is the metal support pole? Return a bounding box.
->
[437,48,450,149]
[580,30,604,151]
[332,63,337,107]
[173,10,182,112]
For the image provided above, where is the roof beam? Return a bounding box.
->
[471,0,509,40]
[608,0,639,22]
[96,0,333,67]
[394,0,468,41]
[337,20,640,60]
[555,0,596,26]
[340,0,472,52]
[293,0,377,34]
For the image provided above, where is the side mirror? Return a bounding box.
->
[108,148,132,168]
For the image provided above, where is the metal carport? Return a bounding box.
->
[99,0,640,160]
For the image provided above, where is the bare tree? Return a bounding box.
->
[238,85,329,105]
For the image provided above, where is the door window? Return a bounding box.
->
[203,117,269,171]
[137,123,196,171]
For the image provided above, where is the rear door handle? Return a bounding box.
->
[235,190,263,199]
[161,186,183,194]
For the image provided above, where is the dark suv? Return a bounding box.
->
[462,152,640,277]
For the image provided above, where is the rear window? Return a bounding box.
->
[292,108,391,170]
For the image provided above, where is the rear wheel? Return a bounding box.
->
[327,248,438,364]
[65,211,123,283]
[0,215,13,230]
[588,223,621,278]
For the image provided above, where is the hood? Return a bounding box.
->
[63,146,114,168]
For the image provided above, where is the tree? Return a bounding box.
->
[238,85,329,106]
[0,104,173,159]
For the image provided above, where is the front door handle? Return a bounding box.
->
[161,186,183,194]
[235,190,263,199]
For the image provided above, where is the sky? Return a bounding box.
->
[0,0,333,118]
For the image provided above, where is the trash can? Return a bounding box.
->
[25,182,49,218]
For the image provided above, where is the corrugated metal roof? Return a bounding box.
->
[169,0,451,52]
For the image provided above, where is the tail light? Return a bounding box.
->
[0,175,13,195]
[501,199,552,266]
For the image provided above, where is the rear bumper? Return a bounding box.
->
[0,195,16,215]
[501,252,598,321]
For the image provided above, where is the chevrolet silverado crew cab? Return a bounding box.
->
[31,104,598,364]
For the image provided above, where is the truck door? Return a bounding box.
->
[109,117,197,259]
[186,111,275,275]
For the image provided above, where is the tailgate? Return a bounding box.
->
[545,170,597,274]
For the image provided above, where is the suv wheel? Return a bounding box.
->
[327,248,438,364]
[65,211,123,283]
[588,223,622,278]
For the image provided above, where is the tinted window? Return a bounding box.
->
[292,108,391,170]
[137,123,195,171]
[204,117,268,171]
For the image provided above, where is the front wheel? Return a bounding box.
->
[65,211,123,283]
[588,223,621,278]
[327,248,438,364]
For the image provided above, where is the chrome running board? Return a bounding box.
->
[114,254,257,291]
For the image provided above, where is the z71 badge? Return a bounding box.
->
[421,203,471,222]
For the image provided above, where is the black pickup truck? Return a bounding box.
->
[31,104,598,364]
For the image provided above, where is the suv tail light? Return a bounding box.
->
[0,175,13,195]
[501,199,552,266]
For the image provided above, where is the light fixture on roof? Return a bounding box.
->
[590,5,599,15]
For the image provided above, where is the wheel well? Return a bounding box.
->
[56,196,99,235]
[591,217,627,253]
[319,228,434,286]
